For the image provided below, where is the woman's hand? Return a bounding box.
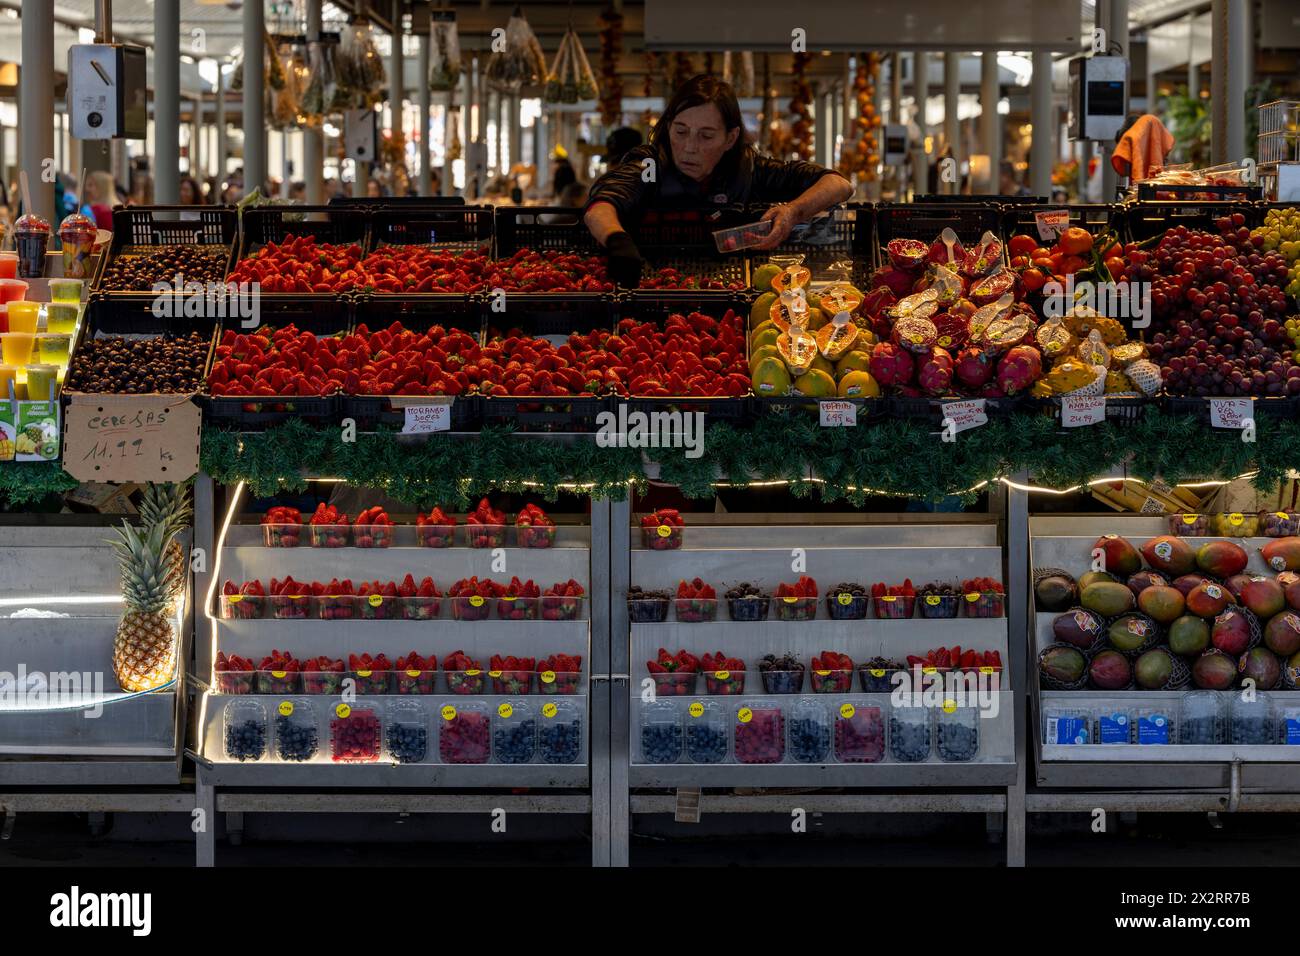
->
[751,203,798,250]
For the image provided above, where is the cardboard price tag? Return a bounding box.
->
[818,400,857,427]
[62,394,200,482]
[1061,394,1106,427]
[1035,209,1070,241]
[1209,398,1252,429]
[940,399,987,434]
[398,399,453,434]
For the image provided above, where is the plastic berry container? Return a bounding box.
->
[1179,691,1225,745]
[809,667,853,694]
[496,596,539,621]
[516,524,557,549]
[936,706,980,762]
[1095,708,1133,745]
[1230,694,1275,745]
[446,668,486,695]
[491,668,534,696]
[963,590,1005,618]
[774,596,817,622]
[788,698,832,763]
[216,670,255,695]
[734,701,785,764]
[1259,510,1300,538]
[726,593,770,622]
[1043,706,1092,745]
[641,524,683,550]
[1168,513,1208,536]
[628,595,670,623]
[835,702,886,763]
[220,594,264,620]
[541,594,585,621]
[1135,707,1175,746]
[273,698,319,763]
[308,523,350,548]
[223,699,268,762]
[451,595,492,622]
[492,700,537,764]
[888,706,932,762]
[640,700,683,764]
[270,594,311,620]
[650,671,697,697]
[439,702,491,764]
[537,699,583,764]
[417,524,456,548]
[256,668,299,695]
[359,594,399,621]
[393,667,436,696]
[352,524,392,549]
[759,666,805,695]
[385,698,428,764]
[262,523,302,548]
[538,669,582,695]
[825,589,869,621]
[465,524,507,549]
[684,699,729,764]
[872,595,915,619]
[704,667,746,695]
[857,664,902,694]
[344,667,386,696]
[401,595,442,621]
[300,667,344,696]
[918,592,960,619]
[330,704,382,763]
[674,597,718,623]
[315,594,357,621]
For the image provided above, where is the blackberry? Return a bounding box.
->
[539,718,583,764]
[493,718,537,764]
[274,716,318,762]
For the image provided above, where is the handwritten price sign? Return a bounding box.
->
[1209,398,1252,430]
[63,394,200,482]
[1035,209,1070,241]
[400,401,453,434]
[1061,394,1106,427]
[818,400,857,427]
[940,399,988,434]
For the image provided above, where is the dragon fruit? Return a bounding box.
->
[954,347,995,389]
[868,341,915,388]
[917,348,955,396]
[995,345,1044,396]
[870,265,918,298]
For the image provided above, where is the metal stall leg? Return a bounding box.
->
[195,765,216,867]
[1004,471,1030,867]
[609,497,632,867]
[589,498,613,867]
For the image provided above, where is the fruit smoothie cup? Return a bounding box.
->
[25,365,58,402]
[37,333,70,367]
[45,303,79,334]
[49,278,83,304]
[58,213,97,279]
[5,302,38,334]
[0,253,16,280]
[14,212,51,278]
[0,332,34,366]
[0,279,28,304]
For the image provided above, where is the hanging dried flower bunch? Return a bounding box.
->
[839,52,882,182]
[789,52,813,161]
[597,7,624,125]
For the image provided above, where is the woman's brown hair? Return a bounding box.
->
[650,74,751,178]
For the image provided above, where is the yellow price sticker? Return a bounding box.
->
[965,592,980,602]
[356,670,372,678]
[880,595,897,603]
[540,670,556,684]
[367,594,383,607]
[815,669,831,676]
[406,669,421,678]
[501,595,517,602]
[227,594,243,603]
[839,703,855,719]
[542,703,558,719]
[979,666,996,674]
[837,593,853,606]
[713,670,730,681]
[922,666,937,675]
[441,705,457,721]
[469,595,485,607]
[942,699,957,714]
[497,703,513,719]
[465,669,481,677]
[488,670,502,678]
[870,668,886,677]
[1230,512,1244,525]
[737,707,753,724]
[1182,514,1199,525]
[271,670,287,679]
[688,702,704,718]
[925,595,941,606]
[335,703,351,719]
[783,596,798,604]
[278,701,294,717]
[1278,512,1290,520]
[657,524,672,538]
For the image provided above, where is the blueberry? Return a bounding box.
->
[789,716,831,763]
[685,723,728,763]
[889,715,931,762]
[225,718,266,761]
[539,718,582,764]
[274,716,318,761]
[1231,716,1274,745]
[385,722,428,763]
[493,719,537,764]
[936,719,979,762]
[641,722,683,763]
[1181,716,1220,745]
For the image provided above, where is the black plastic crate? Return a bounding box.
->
[913,194,1049,204]
[752,394,887,423]
[636,206,751,290]
[1118,200,1264,242]
[889,394,1023,425]
[65,297,217,398]
[344,393,481,431]
[353,292,482,338]
[216,294,355,337]
[93,205,238,295]
[1162,395,1298,424]
[480,394,610,432]
[368,205,494,253]
[234,206,370,301]
[481,293,615,341]
[999,203,1120,246]
[1031,395,1150,429]
[1136,183,1263,202]
[494,206,603,257]
[873,202,1004,269]
[747,202,873,287]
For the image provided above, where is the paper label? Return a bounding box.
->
[839,703,856,719]
[869,669,886,677]
[406,669,421,678]
[542,703,558,719]
[1285,710,1300,745]
[367,594,383,607]
[1183,514,1200,525]
[1048,716,1089,744]
[942,699,957,714]
[737,707,753,724]
[271,670,287,679]
[819,400,857,427]
[227,594,242,603]
[1138,714,1170,745]
[1098,712,1129,744]
[488,669,502,678]
[837,593,853,606]
[1229,512,1244,526]
[63,393,201,482]
[657,524,672,538]
[925,595,941,606]
[783,596,798,604]
[1035,209,1070,241]
[1061,394,1106,427]
[469,595,484,607]
[940,399,988,434]
[497,703,513,719]
[356,670,372,678]
[465,669,481,677]
[714,670,730,680]
[1209,398,1252,429]
[278,701,293,717]
[400,402,452,434]
[880,595,897,603]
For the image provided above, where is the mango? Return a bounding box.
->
[1077,570,1117,590]
[1080,580,1135,617]
[1126,569,1169,599]
[1089,650,1132,690]
[1261,537,1300,573]
[1140,535,1196,576]
[750,357,792,396]
[791,369,837,399]
[1137,585,1184,624]
[1186,581,1230,618]
[1040,645,1086,684]
[1238,646,1281,690]
[1093,534,1142,577]
[1195,540,1249,578]
[1192,649,1237,690]
[1134,648,1173,689]
[1052,609,1103,649]
[1107,613,1154,653]
[838,370,880,398]
[1263,610,1300,656]
[1239,577,1285,619]
[1168,615,1210,656]
[1035,573,1078,612]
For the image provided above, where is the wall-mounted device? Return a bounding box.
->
[1067,54,1129,142]
[882,124,909,166]
[67,43,148,139]
[344,108,378,162]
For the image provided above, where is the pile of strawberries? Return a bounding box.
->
[640,508,685,549]
[268,576,311,619]
[261,506,302,547]
[353,507,393,548]
[394,652,437,694]
[638,266,743,291]
[810,651,854,693]
[465,498,507,547]
[542,580,585,621]
[906,646,1003,673]
[302,657,345,694]
[539,653,584,694]
[228,236,365,294]
[449,576,501,621]
[490,655,535,695]
[347,653,393,694]
[775,576,819,621]
[416,506,457,547]
[257,649,300,694]
[219,580,264,619]
[498,576,542,620]
[515,503,556,548]
[608,312,749,397]
[701,651,746,694]
[675,578,718,623]
[962,577,1005,594]
[215,651,256,693]
[646,647,700,695]
[872,580,916,618]
[444,650,485,694]
[308,504,349,546]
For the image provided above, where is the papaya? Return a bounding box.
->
[750,325,781,352]
[753,263,781,292]
[835,349,873,378]
[750,356,792,396]
[838,370,880,398]
[750,292,778,326]
[791,369,837,398]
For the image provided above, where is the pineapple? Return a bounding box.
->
[137,482,191,605]
[109,521,178,693]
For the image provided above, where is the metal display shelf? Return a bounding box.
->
[191,476,612,866]
[611,499,1030,866]
[1027,515,1300,800]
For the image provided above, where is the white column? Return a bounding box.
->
[980,50,1001,193]
[154,0,180,202]
[215,66,228,187]
[943,52,961,194]
[1030,51,1054,199]
[1101,0,1128,199]
[243,0,266,195]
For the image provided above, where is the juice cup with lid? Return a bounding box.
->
[25,364,58,402]
[0,332,33,366]
[58,212,97,279]
[49,278,84,304]
[36,334,70,367]
[0,278,27,304]
[45,303,79,334]
[0,253,16,280]
[14,212,51,279]
[6,301,38,334]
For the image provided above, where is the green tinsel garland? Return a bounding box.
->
[197,412,1300,506]
[0,462,81,507]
